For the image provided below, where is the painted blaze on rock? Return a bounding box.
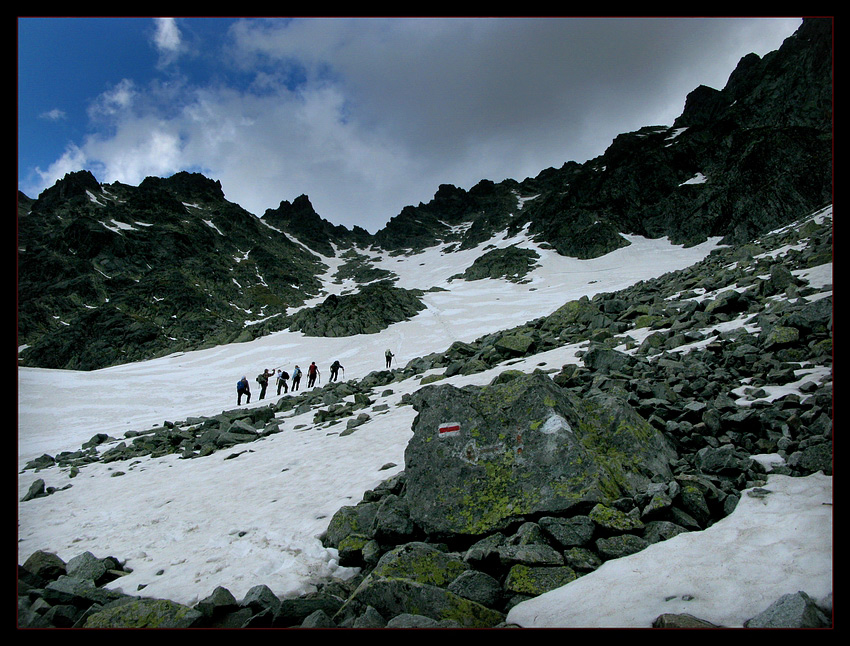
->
[405,372,677,537]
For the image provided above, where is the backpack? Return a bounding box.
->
[280,371,290,380]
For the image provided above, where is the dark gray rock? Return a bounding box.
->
[595,534,651,560]
[194,586,239,620]
[41,576,113,608]
[538,515,595,548]
[352,605,387,628]
[498,543,564,568]
[744,591,830,628]
[240,584,282,617]
[300,609,336,627]
[21,478,47,501]
[451,245,540,283]
[447,570,503,608]
[653,613,722,628]
[289,281,426,337]
[65,551,107,584]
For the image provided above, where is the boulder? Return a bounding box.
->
[447,570,503,608]
[494,334,536,356]
[404,373,677,537]
[84,598,204,628]
[504,564,578,596]
[65,551,107,584]
[370,543,468,588]
[334,577,504,628]
[22,551,66,581]
[744,591,830,628]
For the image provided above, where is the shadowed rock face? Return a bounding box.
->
[288,281,427,337]
[404,372,677,537]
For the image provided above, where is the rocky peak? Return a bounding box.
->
[31,170,101,211]
[138,171,226,204]
[262,194,371,256]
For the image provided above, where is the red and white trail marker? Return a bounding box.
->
[438,422,461,437]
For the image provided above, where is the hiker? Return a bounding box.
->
[291,365,302,391]
[256,368,273,400]
[237,376,251,405]
[307,361,320,388]
[385,349,394,369]
[276,368,290,395]
[329,360,344,382]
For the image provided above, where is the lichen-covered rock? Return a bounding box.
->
[323,502,379,549]
[494,334,536,356]
[334,577,504,628]
[504,564,578,596]
[404,372,677,537]
[84,598,204,628]
[589,503,645,533]
[370,543,468,588]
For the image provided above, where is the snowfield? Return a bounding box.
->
[17,222,832,627]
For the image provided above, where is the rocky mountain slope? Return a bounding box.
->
[18,201,832,628]
[17,18,831,373]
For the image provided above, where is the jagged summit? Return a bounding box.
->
[262,194,372,257]
[17,18,832,371]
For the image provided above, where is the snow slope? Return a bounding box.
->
[17,221,832,627]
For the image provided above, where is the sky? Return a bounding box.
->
[18,16,803,233]
[17,206,832,625]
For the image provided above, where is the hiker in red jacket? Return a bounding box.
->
[307,362,320,388]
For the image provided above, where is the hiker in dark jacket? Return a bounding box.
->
[276,369,290,395]
[307,362,320,388]
[329,360,343,382]
[256,368,273,400]
[237,376,251,405]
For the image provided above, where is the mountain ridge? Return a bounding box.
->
[17,18,832,371]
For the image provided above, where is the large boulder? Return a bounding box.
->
[334,577,504,628]
[404,372,678,537]
[83,598,204,628]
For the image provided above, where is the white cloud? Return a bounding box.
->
[88,78,137,119]
[152,18,183,67]
[34,143,88,188]
[83,123,185,186]
[39,108,67,121]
